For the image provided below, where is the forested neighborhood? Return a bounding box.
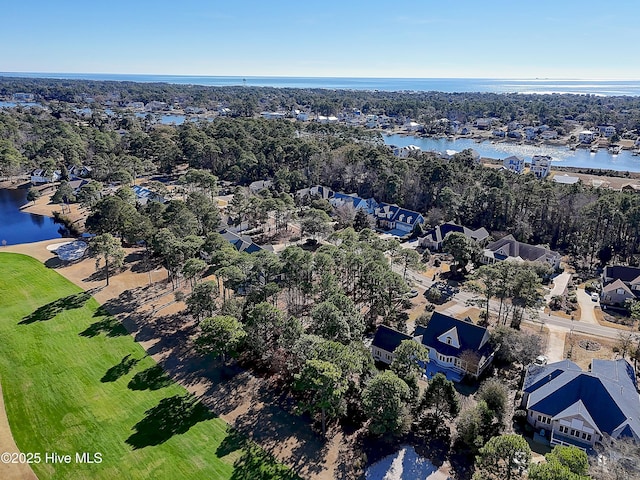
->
[3,77,640,479]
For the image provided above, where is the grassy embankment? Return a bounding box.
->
[0,252,295,480]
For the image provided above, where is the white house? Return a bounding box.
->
[530,155,552,179]
[392,145,422,158]
[30,169,61,184]
[578,130,595,144]
[597,125,617,137]
[503,155,525,174]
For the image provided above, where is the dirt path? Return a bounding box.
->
[0,240,348,479]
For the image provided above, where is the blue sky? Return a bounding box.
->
[3,0,638,78]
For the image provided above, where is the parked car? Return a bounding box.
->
[591,292,599,302]
[406,289,419,298]
[534,355,548,366]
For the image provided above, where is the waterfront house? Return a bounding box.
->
[260,111,286,120]
[503,155,525,174]
[597,125,617,137]
[392,145,422,158]
[419,221,489,251]
[507,131,523,140]
[404,121,423,132]
[475,118,493,130]
[492,130,506,138]
[579,130,595,144]
[482,234,561,269]
[30,169,61,184]
[374,203,425,236]
[521,359,640,450]
[525,126,537,141]
[540,130,558,140]
[530,155,552,179]
[414,312,495,380]
[600,265,640,306]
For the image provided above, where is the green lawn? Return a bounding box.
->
[0,253,294,480]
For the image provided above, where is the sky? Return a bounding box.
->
[2,0,639,79]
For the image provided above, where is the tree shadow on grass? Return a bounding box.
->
[125,394,214,449]
[19,292,91,324]
[101,354,142,383]
[79,316,128,338]
[216,428,299,480]
[127,364,172,391]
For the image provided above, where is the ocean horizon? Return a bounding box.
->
[2,72,640,96]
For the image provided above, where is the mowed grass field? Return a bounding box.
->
[0,253,293,480]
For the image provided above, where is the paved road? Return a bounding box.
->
[401,265,628,341]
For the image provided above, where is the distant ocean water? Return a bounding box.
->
[2,72,640,96]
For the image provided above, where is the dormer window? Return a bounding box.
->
[446,337,452,345]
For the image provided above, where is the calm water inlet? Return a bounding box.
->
[0,188,68,246]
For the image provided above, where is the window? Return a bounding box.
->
[587,434,592,441]
[446,337,452,345]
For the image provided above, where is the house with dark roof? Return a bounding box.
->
[374,203,425,236]
[419,221,489,251]
[483,234,561,270]
[371,325,413,364]
[330,192,378,214]
[521,359,640,450]
[414,312,495,379]
[370,313,495,381]
[219,229,272,254]
[132,185,166,205]
[600,265,640,306]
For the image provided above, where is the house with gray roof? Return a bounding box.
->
[521,359,640,450]
[419,221,489,251]
[482,234,561,270]
[600,265,640,306]
[219,229,271,254]
[371,325,413,364]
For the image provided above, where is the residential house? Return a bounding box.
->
[419,221,489,251]
[530,155,552,179]
[483,234,561,269]
[503,155,525,174]
[524,126,537,141]
[219,229,271,254]
[507,131,523,140]
[132,185,166,205]
[13,93,35,102]
[296,185,333,201]
[317,115,338,124]
[540,130,558,140]
[67,165,92,179]
[330,193,378,214]
[475,118,493,130]
[521,359,640,450]
[370,312,495,380]
[371,325,413,364]
[260,111,286,120]
[30,169,61,184]
[600,265,640,306]
[248,180,273,193]
[414,312,495,380]
[578,130,595,144]
[404,121,423,132]
[621,184,640,193]
[374,203,425,236]
[392,145,422,158]
[597,125,617,137]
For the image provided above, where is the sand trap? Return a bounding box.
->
[46,241,73,251]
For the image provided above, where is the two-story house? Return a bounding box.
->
[418,221,489,251]
[600,265,640,306]
[530,155,552,179]
[522,359,640,450]
[503,155,525,174]
[374,203,425,236]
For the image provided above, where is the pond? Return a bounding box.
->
[0,188,69,246]
[365,445,444,480]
